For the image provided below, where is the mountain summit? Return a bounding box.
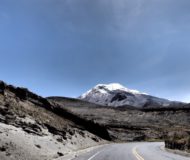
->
[79,83,184,108]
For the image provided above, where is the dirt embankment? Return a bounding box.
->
[0,81,108,160]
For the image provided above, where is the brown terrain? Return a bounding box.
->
[0,81,108,160]
[0,80,190,160]
[48,96,190,150]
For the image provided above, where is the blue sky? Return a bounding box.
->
[0,0,190,102]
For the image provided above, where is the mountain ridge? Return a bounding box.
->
[79,83,185,108]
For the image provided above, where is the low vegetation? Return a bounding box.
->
[165,131,190,152]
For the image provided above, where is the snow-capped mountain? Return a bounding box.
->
[79,83,184,108]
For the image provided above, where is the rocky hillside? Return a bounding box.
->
[0,81,108,160]
[1,80,190,159]
[79,83,185,108]
[49,96,190,142]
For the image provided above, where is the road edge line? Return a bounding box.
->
[87,151,101,160]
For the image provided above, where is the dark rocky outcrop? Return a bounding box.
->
[111,93,127,102]
[0,81,52,108]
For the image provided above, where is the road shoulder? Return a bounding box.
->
[54,143,109,160]
[161,145,190,157]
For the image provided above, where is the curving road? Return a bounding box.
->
[72,142,190,160]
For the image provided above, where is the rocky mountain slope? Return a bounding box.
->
[79,83,185,108]
[0,81,108,160]
[49,96,190,142]
[0,80,190,159]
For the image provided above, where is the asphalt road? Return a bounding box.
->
[73,142,190,160]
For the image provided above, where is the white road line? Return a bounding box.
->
[87,151,101,160]
[132,146,145,160]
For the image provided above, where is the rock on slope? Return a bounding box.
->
[79,83,185,108]
[0,81,107,160]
